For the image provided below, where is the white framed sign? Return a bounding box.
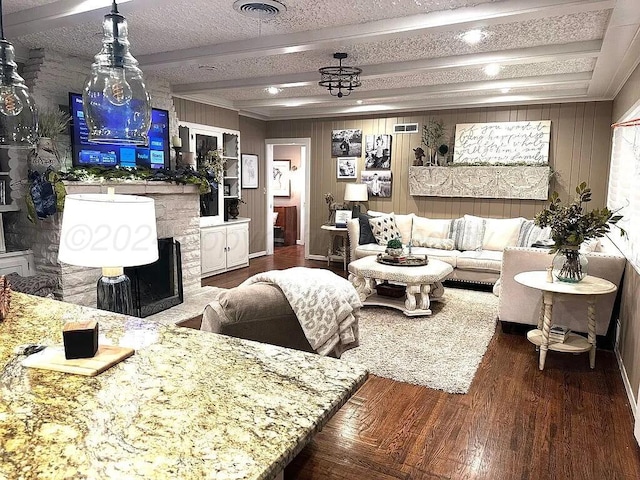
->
[453,120,551,165]
[334,210,352,227]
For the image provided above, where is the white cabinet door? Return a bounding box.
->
[226,223,249,269]
[201,227,227,276]
[0,251,33,276]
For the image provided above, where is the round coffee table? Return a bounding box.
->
[348,255,454,316]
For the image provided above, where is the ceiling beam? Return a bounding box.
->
[171,40,600,95]
[234,73,593,108]
[140,0,613,70]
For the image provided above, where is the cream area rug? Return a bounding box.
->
[341,287,498,394]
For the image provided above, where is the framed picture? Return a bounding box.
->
[334,210,352,228]
[272,160,291,197]
[361,169,392,198]
[331,129,362,157]
[223,184,230,196]
[241,153,259,189]
[336,157,357,179]
[364,134,392,169]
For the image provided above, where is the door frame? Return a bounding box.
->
[264,138,311,258]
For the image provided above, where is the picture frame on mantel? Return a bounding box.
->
[241,153,259,189]
[272,160,291,197]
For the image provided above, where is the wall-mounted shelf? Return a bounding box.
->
[408,165,551,200]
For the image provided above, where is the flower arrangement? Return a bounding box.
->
[37,107,72,140]
[535,182,624,281]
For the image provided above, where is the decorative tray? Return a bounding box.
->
[376,253,429,266]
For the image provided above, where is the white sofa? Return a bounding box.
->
[347,212,545,285]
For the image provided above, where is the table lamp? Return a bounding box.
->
[344,183,369,218]
[58,190,158,315]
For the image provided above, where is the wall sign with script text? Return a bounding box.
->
[453,120,551,165]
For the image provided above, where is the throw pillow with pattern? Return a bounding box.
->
[411,236,455,250]
[369,213,401,245]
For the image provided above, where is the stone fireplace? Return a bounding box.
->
[10,181,201,310]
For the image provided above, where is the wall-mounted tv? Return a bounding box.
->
[69,92,170,169]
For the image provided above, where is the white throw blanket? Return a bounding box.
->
[240,267,362,356]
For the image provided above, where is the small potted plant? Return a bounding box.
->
[28,107,72,172]
[386,238,404,257]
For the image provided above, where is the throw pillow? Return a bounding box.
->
[412,217,451,240]
[358,214,376,245]
[394,214,415,244]
[369,213,401,245]
[449,217,466,250]
[459,215,486,251]
[482,217,525,251]
[518,220,552,247]
[411,236,455,250]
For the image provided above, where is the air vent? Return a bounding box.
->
[394,123,419,134]
[233,0,286,18]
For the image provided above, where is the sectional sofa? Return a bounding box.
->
[347,212,551,285]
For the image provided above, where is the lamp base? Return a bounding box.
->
[351,204,361,218]
[97,273,133,315]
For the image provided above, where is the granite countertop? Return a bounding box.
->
[0,294,368,480]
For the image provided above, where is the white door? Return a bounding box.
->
[200,227,226,276]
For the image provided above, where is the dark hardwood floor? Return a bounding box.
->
[202,245,640,480]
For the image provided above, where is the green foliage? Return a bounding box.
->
[422,119,445,150]
[37,107,71,140]
[535,181,625,252]
[387,238,403,249]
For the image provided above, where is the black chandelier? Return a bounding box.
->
[318,53,362,98]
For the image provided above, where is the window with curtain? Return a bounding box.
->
[608,109,640,272]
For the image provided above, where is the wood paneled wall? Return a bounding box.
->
[238,116,268,254]
[174,98,239,130]
[267,102,614,257]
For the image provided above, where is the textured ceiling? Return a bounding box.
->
[5,0,640,119]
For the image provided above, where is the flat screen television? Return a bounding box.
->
[69,92,170,169]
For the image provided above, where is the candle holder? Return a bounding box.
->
[173,146,183,167]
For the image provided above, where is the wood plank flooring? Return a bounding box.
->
[202,245,640,480]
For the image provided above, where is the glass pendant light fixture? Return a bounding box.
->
[0,0,38,149]
[83,0,151,144]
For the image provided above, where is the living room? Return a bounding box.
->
[2,0,640,478]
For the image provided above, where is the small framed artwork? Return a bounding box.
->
[334,210,352,228]
[361,169,392,198]
[272,159,290,197]
[223,184,230,196]
[331,129,363,157]
[241,153,259,189]
[336,157,357,179]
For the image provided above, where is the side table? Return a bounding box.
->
[321,224,349,270]
[514,271,617,370]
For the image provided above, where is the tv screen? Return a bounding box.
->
[69,92,170,169]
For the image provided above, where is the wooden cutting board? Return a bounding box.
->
[22,345,134,376]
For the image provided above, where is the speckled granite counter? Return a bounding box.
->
[0,294,368,480]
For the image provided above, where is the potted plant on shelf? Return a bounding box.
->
[28,107,72,172]
[421,119,445,166]
[386,238,404,258]
[535,182,624,282]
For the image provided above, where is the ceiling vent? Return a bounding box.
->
[394,123,419,134]
[233,0,286,18]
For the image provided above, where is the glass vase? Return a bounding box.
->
[552,246,588,283]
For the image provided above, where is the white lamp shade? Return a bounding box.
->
[344,183,369,202]
[58,194,158,268]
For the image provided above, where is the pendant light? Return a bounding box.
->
[83,0,151,145]
[0,0,38,149]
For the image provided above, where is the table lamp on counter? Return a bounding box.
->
[58,189,158,315]
[344,183,369,218]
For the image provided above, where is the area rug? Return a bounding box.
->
[341,288,498,394]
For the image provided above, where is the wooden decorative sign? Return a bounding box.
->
[453,120,551,165]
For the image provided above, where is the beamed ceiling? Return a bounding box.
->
[5,0,640,119]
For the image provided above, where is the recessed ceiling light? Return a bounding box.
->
[460,29,486,45]
[356,100,363,104]
[501,88,511,94]
[484,64,501,76]
[233,0,286,18]
[265,86,282,95]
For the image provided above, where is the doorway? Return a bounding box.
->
[265,138,311,259]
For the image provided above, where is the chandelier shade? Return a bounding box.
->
[0,0,38,149]
[83,0,151,145]
[318,52,362,98]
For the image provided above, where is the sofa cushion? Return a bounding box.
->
[412,217,451,240]
[411,236,455,250]
[482,217,525,251]
[450,215,485,251]
[456,250,503,273]
[358,214,376,245]
[394,214,415,244]
[517,219,552,247]
[369,213,401,245]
